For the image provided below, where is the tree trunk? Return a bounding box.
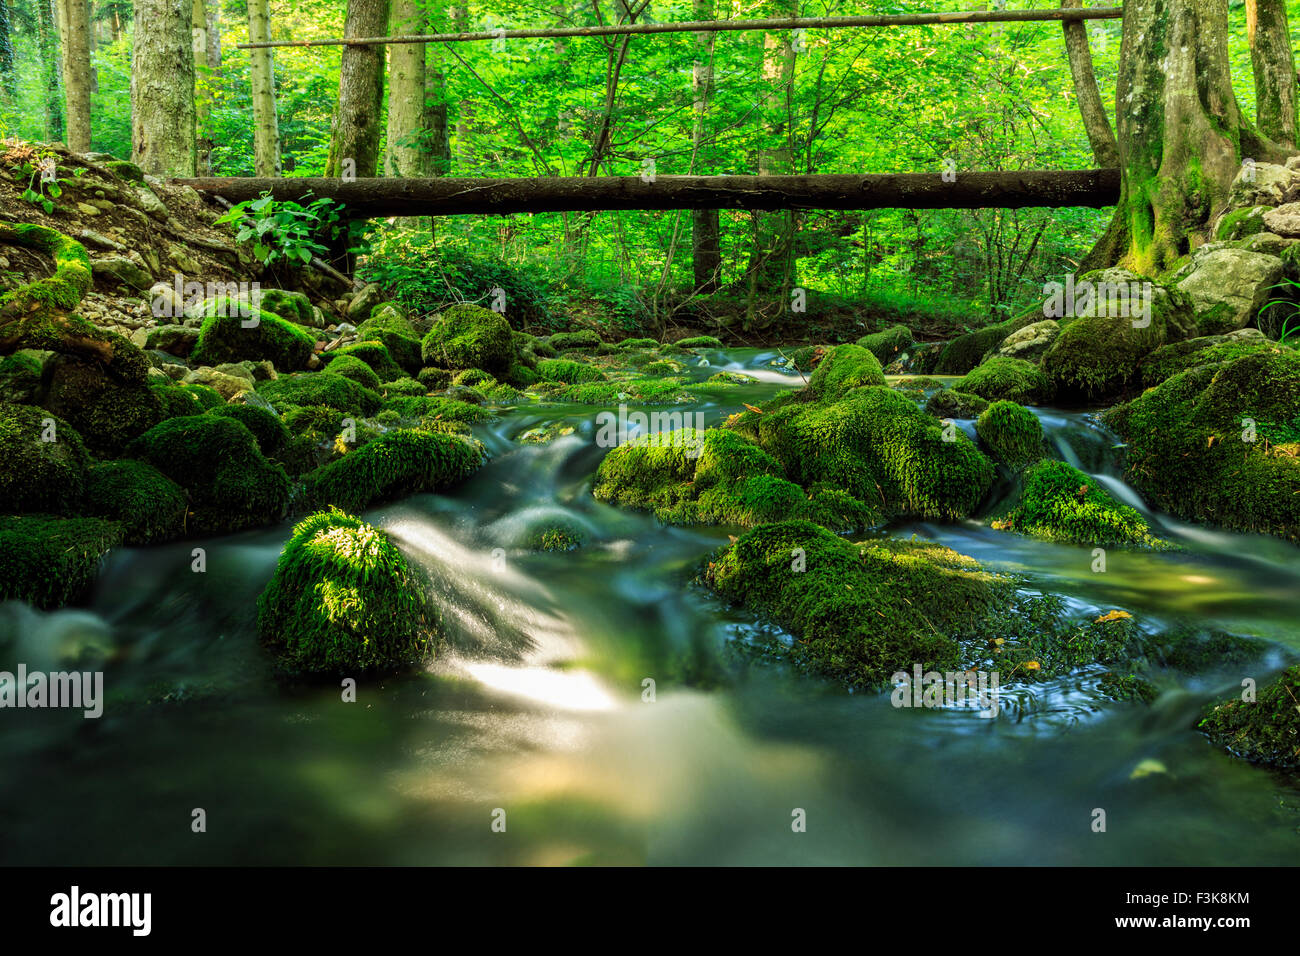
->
[1087,0,1288,275]
[427,0,450,175]
[1246,0,1296,149]
[131,0,196,176]
[1061,0,1117,167]
[327,0,389,179]
[192,0,213,174]
[206,0,221,70]
[38,0,64,142]
[0,0,16,102]
[385,0,430,176]
[57,0,92,152]
[451,3,472,170]
[248,0,280,176]
[691,0,720,294]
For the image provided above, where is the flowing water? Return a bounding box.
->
[2,349,1298,865]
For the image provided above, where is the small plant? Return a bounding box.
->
[215,192,365,271]
[1257,278,1300,347]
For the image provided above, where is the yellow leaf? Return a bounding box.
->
[1024,660,1040,671]
[1094,609,1132,623]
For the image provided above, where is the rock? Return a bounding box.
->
[1176,248,1284,333]
[993,318,1059,362]
[134,185,168,220]
[1262,201,1300,236]
[1227,162,1296,207]
[75,201,99,217]
[78,229,125,251]
[346,282,384,322]
[212,362,258,384]
[0,352,47,405]
[148,281,185,320]
[144,325,199,357]
[1214,205,1267,241]
[91,255,153,291]
[129,327,149,348]
[184,366,254,400]
[1238,232,1297,256]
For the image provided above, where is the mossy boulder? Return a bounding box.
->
[856,324,912,365]
[527,522,587,552]
[326,340,403,383]
[189,299,316,371]
[417,367,452,390]
[736,386,995,520]
[1103,350,1300,542]
[207,403,290,458]
[806,343,887,401]
[256,289,316,327]
[322,353,382,391]
[82,460,188,544]
[1200,666,1300,772]
[703,520,1007,687]
[1138,330,1277,387]
[0,403,90,515]
[547,329,602,351]
[420,304,515,373]
[0,515,123,609]
[256,372,382,418]
[257,509,440,676]
[955,356,1052,405]
[975,401,1043,470]
[934,311,1038,374]
[127,415,291,534]
[674,335,723,348]
[993,459,1164,548]
[40,352,164,455]
[536,358,605,383]
[300,428,486,513]
[0,352,44,404]
[924,388,989,419]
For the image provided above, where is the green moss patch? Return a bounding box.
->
[83,460,188,544]
[257,372,382,418]
[1200,666,1300,772]
[975,400,1044,470]
[955,357,1052,405]
[189,298,316,371]
[0,403,90,515]
[0,515,123,609]
[421,304,515,373]
[993,459,1164,548]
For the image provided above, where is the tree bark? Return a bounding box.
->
[0,0,16,102]
[57,0,92,152]
[691,0,720,294]
[248,0,281,176]
[38,0,64,142]
[179,169,1121,217]
[1246,0,1296,149]
[1088,0,1290,274]
[192,0,213,174]
[131,0,196,176]
[385,0,430,176]
[1061,0,1117,167]
[427,0,450,175]
[451,3,473,170]
[326,0,390,179]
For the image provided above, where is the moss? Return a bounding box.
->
[40,356,165,455]
[127,415,291,534]
[180,382,224,410]
[1103,350,1300,542]
[327,340,403,383]
[934,312,1037,374]
[82,460,187,544]
[257,508,440,676]
[527,522,587,552]
[966,605,1146,682]
[0,352,43,404]
[924,389,989,418]
[955,357,1052,405]
[282,404,346,440]
[104,159,146,183]
[0,403,90,514]
[703,520,1007,688]
[378,376,424,397]
[207,403,290,457]
[806,343,887,401]
[642,359,686,376]
[738,386,995,520]
[1139,334,1279,387]
[420,304,515,373]
[382,394,491,423]
[1148,626,1266,673]
[536,358,605,383]
[975,401,1044,470]
[0,515,123,609]
[0,223,93,319]
[550,377,696,406]
[452,368,495,387]
[417,367,452,390]
[547,329,603,351]
[256,289,314,326]
[994,459,1164,548]
[617,337,660,349]
[355,310,422,374]
[323,353,382,391]
[300,428,486,513]
[1199,665,1300,772]
[256,372,382,418]
[856,324,913,364]
[1097,671,1159,704]
[673,335,723,348]
[504,361,539,387]
[189,298,316,371]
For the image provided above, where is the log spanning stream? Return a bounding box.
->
[1,348,1297,864]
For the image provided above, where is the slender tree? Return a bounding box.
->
[326,0,390,179]
[57,0,92,152]
[193,0,213,173]
[0,0,16,102]
[385,0,431,176]
[1061,0,1117,167]
[37,0,65,142]
[691,0,720,294]
[248,0,280,176]
[1246,0,1296,149]
[131,0,196,176]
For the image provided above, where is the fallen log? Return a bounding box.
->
[176,170,1121,217]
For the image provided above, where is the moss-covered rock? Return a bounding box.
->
[41,353,165,455]
[1200,666,1300,772]
[382,394,491,424]
[1103,350,1300,542]
[300,428,486,513]
[1138,330,1278,387]
[416,367,452,390]
[0,403,92,517]
[924,388,989,419]
[617,337,660,349]
[806,343,887,401]
[0,352,44,404]
[420,304,514,373]
[703,520,1008,687]
[326,340,403,383]
[536,358,606,383]
[207,403,290,458]
[82,460,188,544]
[257,508,440,676]
[0,515,122,609]
[527,522,587,552]
[955,356,1052,405]
[256,288,315,327]
[934,312,1038,374]
[975,401,1043,470]
[993,459,1164,548]
[127,415,291,534]
[673,335,723,348]
[256,372,382,418]
[856,324,912,365]
[547,329,602,351]
[322,353,382,391]
[355,307,423,374]
[189,298,316,371]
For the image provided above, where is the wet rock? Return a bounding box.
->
[993,318,1059,362]
[1176,247,1284,333]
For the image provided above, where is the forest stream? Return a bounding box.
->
[2,347,1297,866]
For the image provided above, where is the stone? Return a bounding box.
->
[144,325,199,357]
[1262,202,1300,237]
[1176,248,1285,333]
[91,255,153,291]
[994,319,1060,363]
[184,366,253,400]
[1228,162,1296,207]
[346,283,384,322]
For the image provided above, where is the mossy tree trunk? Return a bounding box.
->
[1246,0,1296,149]
[248,0,280,176]
[131,0,196,176]
[326,0,389,179]
[1084,0,1291,276]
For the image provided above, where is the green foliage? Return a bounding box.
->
[0,515,123,610]
[215,192,361,268]
[975,400,1043,470]
[83,460,188,544]
[257,508,440,677]
[996,459,1163,548]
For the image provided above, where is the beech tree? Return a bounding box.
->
[1246,0,1296,149]
[385,0,431,177]
[691,0,720,294]
[248,0,281,176]
[130,0,196,176]
[326,0,390,179]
